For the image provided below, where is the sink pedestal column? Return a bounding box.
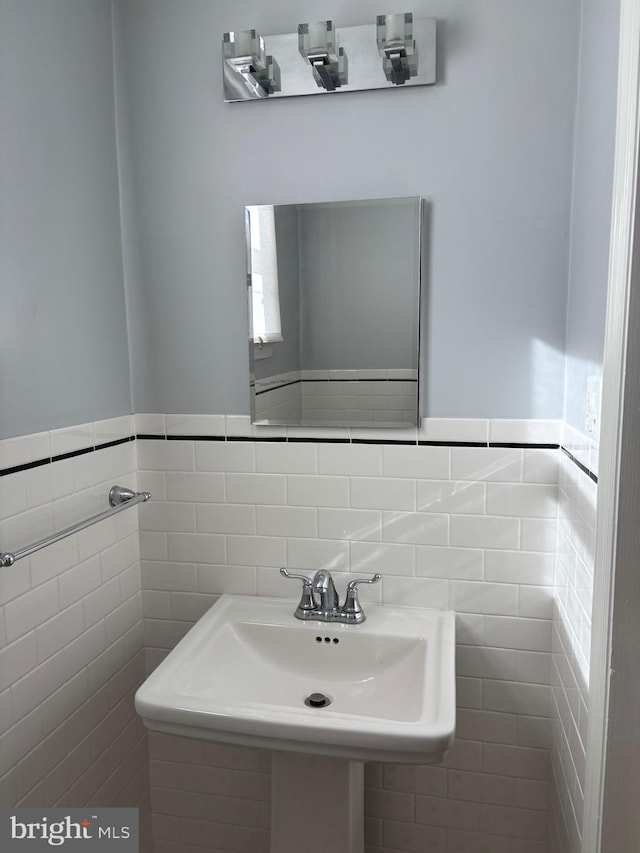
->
[271,752,364,853]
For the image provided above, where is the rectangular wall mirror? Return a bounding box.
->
[246,196,423,428]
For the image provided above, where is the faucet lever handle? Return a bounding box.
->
[280,568,316,612]
[342,573,382,621]
[346,573,382,591]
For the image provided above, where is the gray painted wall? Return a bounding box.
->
[115,0,582,419]
[0,0,132,440]
[563,0,620,432]
[1,0,616,433]
[298,199,420,371]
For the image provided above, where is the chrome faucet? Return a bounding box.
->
[312,569,339,612]
[280,568,381,624]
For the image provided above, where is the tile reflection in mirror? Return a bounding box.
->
[246,197,424,428]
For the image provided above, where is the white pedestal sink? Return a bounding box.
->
[135,594,456,851]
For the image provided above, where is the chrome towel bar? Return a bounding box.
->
[0,484,151,567]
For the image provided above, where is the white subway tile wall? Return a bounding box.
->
[549,426,598,853]
[0,418,151,850]
[1,415,597,853]
[148,733,271,853]
[136,416,573,853]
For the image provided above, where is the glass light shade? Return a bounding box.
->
[298,20,348,90]
[298,20,339,62]
[223,29,281,95]
[376,13,414,54]
[223,29,267,70]
[376,13,417,85]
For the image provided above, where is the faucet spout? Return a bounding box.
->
[312,570,339,612]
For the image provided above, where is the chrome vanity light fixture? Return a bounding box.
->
[222,14,435,102]
[222,29,281,97]
[297,20,348,91]
[376,13,418,85]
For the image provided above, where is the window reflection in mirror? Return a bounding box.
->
[246,197,423,428]
[247,205,283,346]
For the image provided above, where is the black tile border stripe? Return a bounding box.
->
[254,379,300,396]
[51,435,136,463]
[562,446,598,483]
[489,442,560,450]
[166,434,225,442]
[353,438,417,445]
[52,446,95,463]
[96,436,135,451]
[303,377,417,383]
[254,377,418,395]
[419,440,487,447]
[0,435,136,478]
[0,433,597,482]
[1,457,51,477]
[287,436,350,444]
[236,436,288,443]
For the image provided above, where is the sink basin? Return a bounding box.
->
[135,594,456,764]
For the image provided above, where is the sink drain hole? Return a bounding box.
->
[305,692,332,709]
